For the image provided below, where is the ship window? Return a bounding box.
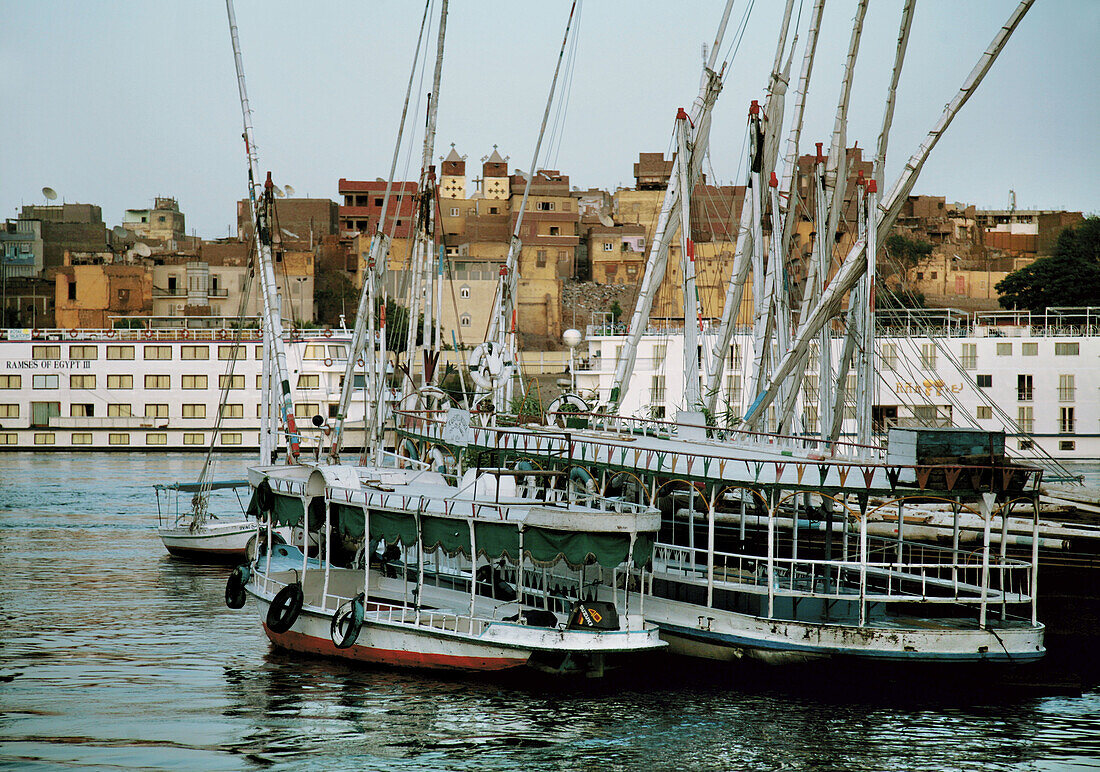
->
[69,345,97,360]
[108,374,133,389]
[183,433,204,445]
[1017,406,1034,434]
[71,433,92,445]
[182,404,206,418]
[1022,342,1038,356]
[256,375,263,389]
[219,374,245,390]
[146,375,171,389]
[107,346,135,360]
[32,345,60,360]
[976,374,992,388]
[1059,440,1075,451]
[221,432,243,445]
[33,375,59,389]
[0,375,21,389]
[181,375,206,389]
[1059,374,1075,402]
[327,345,346,360]
[996,342,1012,356]
[0,433,17,445]
[1017,374,1033,401]
[70,374,96,389]
[298,374,320,389]
[0,404,18,418]
[146,433,167,445]
[920,343,936,369]
[218,345,245,360]
[960,343,976,370]
[976,406,993,420]
[303,345,326,360]
[1059,406,1075,434]
[106,404,130,417]
[296,403,320,417]
[108,433,130,445]
[1055,342,1079,356]
[145,404,168,418]
[181,345,209,360]
[34,433,56,445]
[144,346,172,360]
[1018,439,1033,450]
[221,404,244,418]
[255,345,264,360]
[70,404,94,417]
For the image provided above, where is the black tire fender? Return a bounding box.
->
[330,593,366,649]
[225,564,251,609]
[266,582,304,633]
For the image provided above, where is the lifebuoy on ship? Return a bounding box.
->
[323,328,333,338]
[323,357,333,367]
[225,564,251,609]
[469,341,505,393]
[330,593,365,649]
[266,582,304,633]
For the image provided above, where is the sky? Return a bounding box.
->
[2,1,1097,239]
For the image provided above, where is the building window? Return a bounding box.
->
[0,404,18,418]
[182,404,206,419]
[603,242,614,252]
[69,345,98,360]
[71,433,92,445]
[960,343,977,370]
[145,404,169,418]
[221,432,243,445]
[920,343,936,369]
[108,374,133,389]
[449,207,459,216]
[1060,406,1076,434]
[221,404,244,418]
[145,375,171,389]
[181,345,209,360]
[183,433,204,445]
[70,374,96,389]
[70,404,94,417]
[976,374,992,388]
[144,345,172,360]
[1017,374,1033,401]
[976,406,993,420]
[460,285,471,299]
[107,345,135,360]
[536,249,547,268]
[218,345,245,361]
[181,375,206,389]
[0,375,21,389]
[146,433,167,445]
[297,374,320,389]
[34,433,56,445]
[996,342,1012,356]
[219,374,245,390]
[1022,342,1038,356]
[1055,342,1079,356]
[108,433,130,446]
[1017,406,1034,434]
[33,345,61,360]
[549,226,560,236]
[460,314,471,327]
[32,374,59,389]
[536,201,554,211]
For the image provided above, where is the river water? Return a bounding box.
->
[2,452,1099,771]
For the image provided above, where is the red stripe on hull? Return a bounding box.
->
[262,623,530,672]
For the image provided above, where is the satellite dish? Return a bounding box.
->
[42,187,58,201]
[598,213,614,228]
[283,184,295,197]
[273,185,285,198]
[112,225,128,238]
[134,242,152,257]
[281,228,299,240]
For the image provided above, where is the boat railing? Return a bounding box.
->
[653,540,1033,606]
[363,604,491,637]
[1,326,349,342]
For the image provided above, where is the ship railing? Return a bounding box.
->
[1,326,348,342]
[363,604,491,637]
[653,541,1032,606]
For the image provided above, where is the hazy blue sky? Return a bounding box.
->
[2,1,1096,238]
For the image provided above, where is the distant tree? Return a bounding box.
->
[996,217,1100,311]
[883,234,934,269]
[313,270,359,326]
[609,300,623,322]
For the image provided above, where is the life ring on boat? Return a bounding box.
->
[142,328,154,339]
[68,329,78,338]
[330,592,365,649]
[357,358,365,368]
[323,328,333,338]
[266,582,304,633]
[225,564,251,609]
[468,341,505,393]
[105,329,117,338]
[546,393,590,427]
[323,357,333,367]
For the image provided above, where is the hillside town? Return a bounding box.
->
[1,144,1083,346]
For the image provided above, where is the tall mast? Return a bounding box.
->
[740,0,1035,428]
[607,0,737,411]
[225,0,300,462]
[675,108,701,410]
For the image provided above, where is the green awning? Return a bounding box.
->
[272,493,304,527]
[474,521,520,563]
[422,515,471,557]
[524,527,633,569]
[369,509,417,548]
[334,503,365,540]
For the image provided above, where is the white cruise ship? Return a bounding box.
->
[0,326,371,452]
[573,307,1099,462]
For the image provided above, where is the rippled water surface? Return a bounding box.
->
[2,452,1099,771]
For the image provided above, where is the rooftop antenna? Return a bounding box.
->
[42,187,58,203]
[1009,189,1016,212]
[273,185,285,198]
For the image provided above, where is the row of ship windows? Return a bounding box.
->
[0,374,326,390]
[25,344,348,361]
[0,432,245,446]
[0,403,329,419]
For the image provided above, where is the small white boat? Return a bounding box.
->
[155,479,260,561]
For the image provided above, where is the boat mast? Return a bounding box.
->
[225,0,300,462]
[607,0,737,411]
[330,0,434,462]
[740,0,1035,428]
[675,107,701,410]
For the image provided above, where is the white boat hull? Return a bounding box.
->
[158,520,257,560]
